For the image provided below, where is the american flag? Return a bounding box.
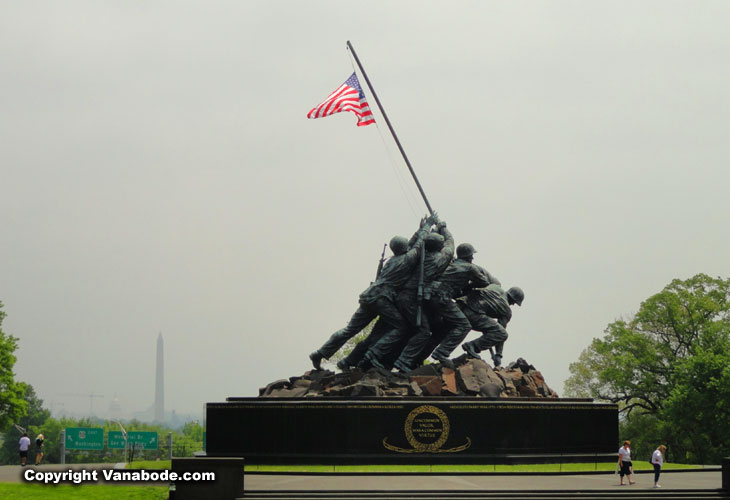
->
[307,73,375,127]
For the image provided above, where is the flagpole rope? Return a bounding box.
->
[374,120,422,219]
[348,56,422,220]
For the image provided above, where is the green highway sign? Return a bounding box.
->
[127,431,158,450]
[65,427,104,450]
[107,430,127,449]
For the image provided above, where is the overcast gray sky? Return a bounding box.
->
[2,1,730,418]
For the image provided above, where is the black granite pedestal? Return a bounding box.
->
[205,397,617,465]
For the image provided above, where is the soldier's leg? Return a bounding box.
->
[365,323,419,370]
[455,308,481,359]
[373,296,409,331]
[385,294,428,368]
[372,296,413,368]
[371,294,425,372]
[379,333,413,369]
[391,322,430,372]
[360,297,411,369]
[430,300,472,361]
[315,305,376,359]
[460,310,493,353]
[467,320,508,352]
[491,340,506,366]
[338,316,391,369]
[462,317,508,366]
[391,302,435,372]
[412,311,447,365]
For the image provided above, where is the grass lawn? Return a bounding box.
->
[129,459,704,473]
[0,483,167,500]
[128,461,171,470]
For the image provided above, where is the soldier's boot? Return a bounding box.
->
[336,359,351,371]
[357,358,373,371]
[393,359,412,373]
[369,356,386,370]
[309,350,324,370]
[462,342,482,360]
[491,352,503,367]
[431,352,454,370]
[362,351,387,370]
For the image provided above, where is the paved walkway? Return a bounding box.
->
[244,470,722,492]
[1,465,722,493]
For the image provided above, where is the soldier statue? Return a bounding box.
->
[389,241,496,371]
[460,284,524,366]
[309,214,437,370]
[363,221,459,371]
[397,246,501,369]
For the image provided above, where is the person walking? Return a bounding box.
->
[18,432,31,466]
[35,433,45,465]
[651,445,667,488]
[617,440,635,485]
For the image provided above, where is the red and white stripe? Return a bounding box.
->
[307,83,375,127]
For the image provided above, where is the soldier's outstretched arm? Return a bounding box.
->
[426,211,439,227]
[467,265,492,290]
[404,230,428,265]
[438,222,455,258]
[475,265,501,287]
[408,216,432,248]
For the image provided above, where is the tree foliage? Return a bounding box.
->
[662,337,730,463]
[0,384,50,464]
[0,302,28,431]
[2,415,205,464]
[565,273,730,463]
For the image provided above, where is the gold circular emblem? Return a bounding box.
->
[404,405,450,452]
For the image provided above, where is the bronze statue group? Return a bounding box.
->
[310,213,524,373]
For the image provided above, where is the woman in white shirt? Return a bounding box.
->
[617,440,635,485]
[651,445,667,488]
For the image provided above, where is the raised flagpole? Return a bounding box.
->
[347,40,434,216]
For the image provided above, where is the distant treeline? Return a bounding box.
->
[0,385,203,465]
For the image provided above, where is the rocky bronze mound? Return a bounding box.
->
[259,356,558,398]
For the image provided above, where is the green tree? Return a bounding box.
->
[181,420,203,442]
[0,384,51,464]
[662,337,730,463]
[565,274,730,414]
[565,274,730,463]
[0,302,28,431]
